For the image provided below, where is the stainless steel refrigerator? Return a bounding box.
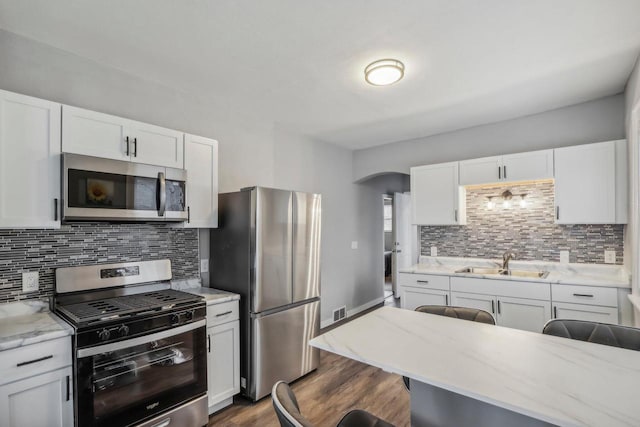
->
[210,187,321,401]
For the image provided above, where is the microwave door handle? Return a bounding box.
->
[158,172,166,216]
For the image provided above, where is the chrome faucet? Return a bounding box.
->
[502,251,516,271]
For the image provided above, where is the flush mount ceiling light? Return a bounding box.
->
[364,59,405,86]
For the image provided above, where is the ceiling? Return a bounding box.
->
[1,0,639,150]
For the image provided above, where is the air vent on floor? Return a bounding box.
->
[333,306,347,322]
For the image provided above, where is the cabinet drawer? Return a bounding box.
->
[451,277,550,300]
[552,285,617,307]
[207,300,239,326]
[0,336,72,386]
[553,302,619,325]
[398,273,449,291]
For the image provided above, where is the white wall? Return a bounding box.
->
[353,95,625,182]
[624,56,640,324]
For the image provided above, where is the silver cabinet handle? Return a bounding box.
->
[556,206,560,220]
[66,375,70,401]
[125,136,130,156]
[498,166,501,179]
[553,306,557,318]
[132,137,138,157]
[207,334,211,353]
[573,293,594,298]
[454,209,458,222]
[17,354,53,367]
[54,198,58,221]
[416,280,429,284]
[216,310,233,317]
[187,206,191,223]
[503,165,507,179]
[491,300,495,314]
[497,300,501,314]
[158,172,166,217]
[445,294,449,305]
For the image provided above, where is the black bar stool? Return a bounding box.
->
[542,319,640,351]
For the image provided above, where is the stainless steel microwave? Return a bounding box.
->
[62,153,188,222]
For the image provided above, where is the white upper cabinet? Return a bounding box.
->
[0,90,61,229]
[411,162,464,225]
[459,156,502,185]
[63,105,184,168]
[128,121,184,168]
[554,140,626,224]
[184,134,218,228]
[459,149,553,185]
[502,149,553,182]
[62,105,130,161]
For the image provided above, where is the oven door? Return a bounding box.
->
[76,321,207,427]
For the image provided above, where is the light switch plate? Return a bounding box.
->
[351,241,358,250]
[559,251,569,264]
[200,259,209,273]
[22,272,39,293]
[430,246,438,257]
[604,250,616,264]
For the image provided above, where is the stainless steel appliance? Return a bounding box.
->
[62,153,188,222]
[54,260,208,427]
[210,187,321,401]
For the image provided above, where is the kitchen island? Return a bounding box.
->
[309,306,640,427]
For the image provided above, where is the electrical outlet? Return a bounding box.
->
[200,259,209,273]
[351,241,358,249]
[604,250,616,264]
[22,272,39,293]
[430,246,437,257]
[559,251,569,264]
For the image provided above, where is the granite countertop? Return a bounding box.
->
[171,278,240,305]
[310,306,640,427]
[399,256,630,288]
[0,300,73,352]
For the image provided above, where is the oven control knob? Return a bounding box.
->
[170,314,181,325]
[185,310,195,321]
[97,328,110,341]
[118,325,130,337]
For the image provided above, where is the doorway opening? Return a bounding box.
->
[383,195,394,302]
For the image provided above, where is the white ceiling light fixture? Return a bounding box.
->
[364,59,405,86]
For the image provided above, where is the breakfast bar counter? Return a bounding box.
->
[309,306,640,427]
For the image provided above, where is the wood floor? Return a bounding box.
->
[208,350,410,426]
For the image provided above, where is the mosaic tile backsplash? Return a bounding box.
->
[420,181,624,264]
[0,223,199,303]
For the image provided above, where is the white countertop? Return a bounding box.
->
[171,278,240,305]
[400,256,630,288]
[310,306,640,427]
[0,300,73,352]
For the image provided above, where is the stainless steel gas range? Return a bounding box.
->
[54,260,208,427]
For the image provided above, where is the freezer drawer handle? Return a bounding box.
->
[17,354,53,367]
[150,418,171,427]
[216,311,233,317]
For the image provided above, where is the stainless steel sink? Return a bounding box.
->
[455,267,549,279]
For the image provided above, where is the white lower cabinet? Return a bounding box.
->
[206,299,240,414]
[401,287,449,310]
[451,291,551,332]
[552,302,618,324]
[0,366,73,427]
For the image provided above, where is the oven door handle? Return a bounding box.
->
[77,320,205,358]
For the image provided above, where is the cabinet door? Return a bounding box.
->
[400,287,449,310]
[554,141,615,224]
[207,320,240,411]
[502,149,553,182]
[0,366,73,427]
[411,162,461,225]
[129,121,184,168]
[553,302,619,325]
[62,105,130,161]
[450,291,496,319]
[459,156,501,185]
[184,134,218,228]
[497,296,551,333]
[0,90,61,228]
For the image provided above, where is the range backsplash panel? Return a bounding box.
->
[420,181,624,264]
[0,223,198,302]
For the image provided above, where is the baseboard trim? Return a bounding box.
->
[321,297,385,329]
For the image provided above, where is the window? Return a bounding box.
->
[384,201,392,232]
